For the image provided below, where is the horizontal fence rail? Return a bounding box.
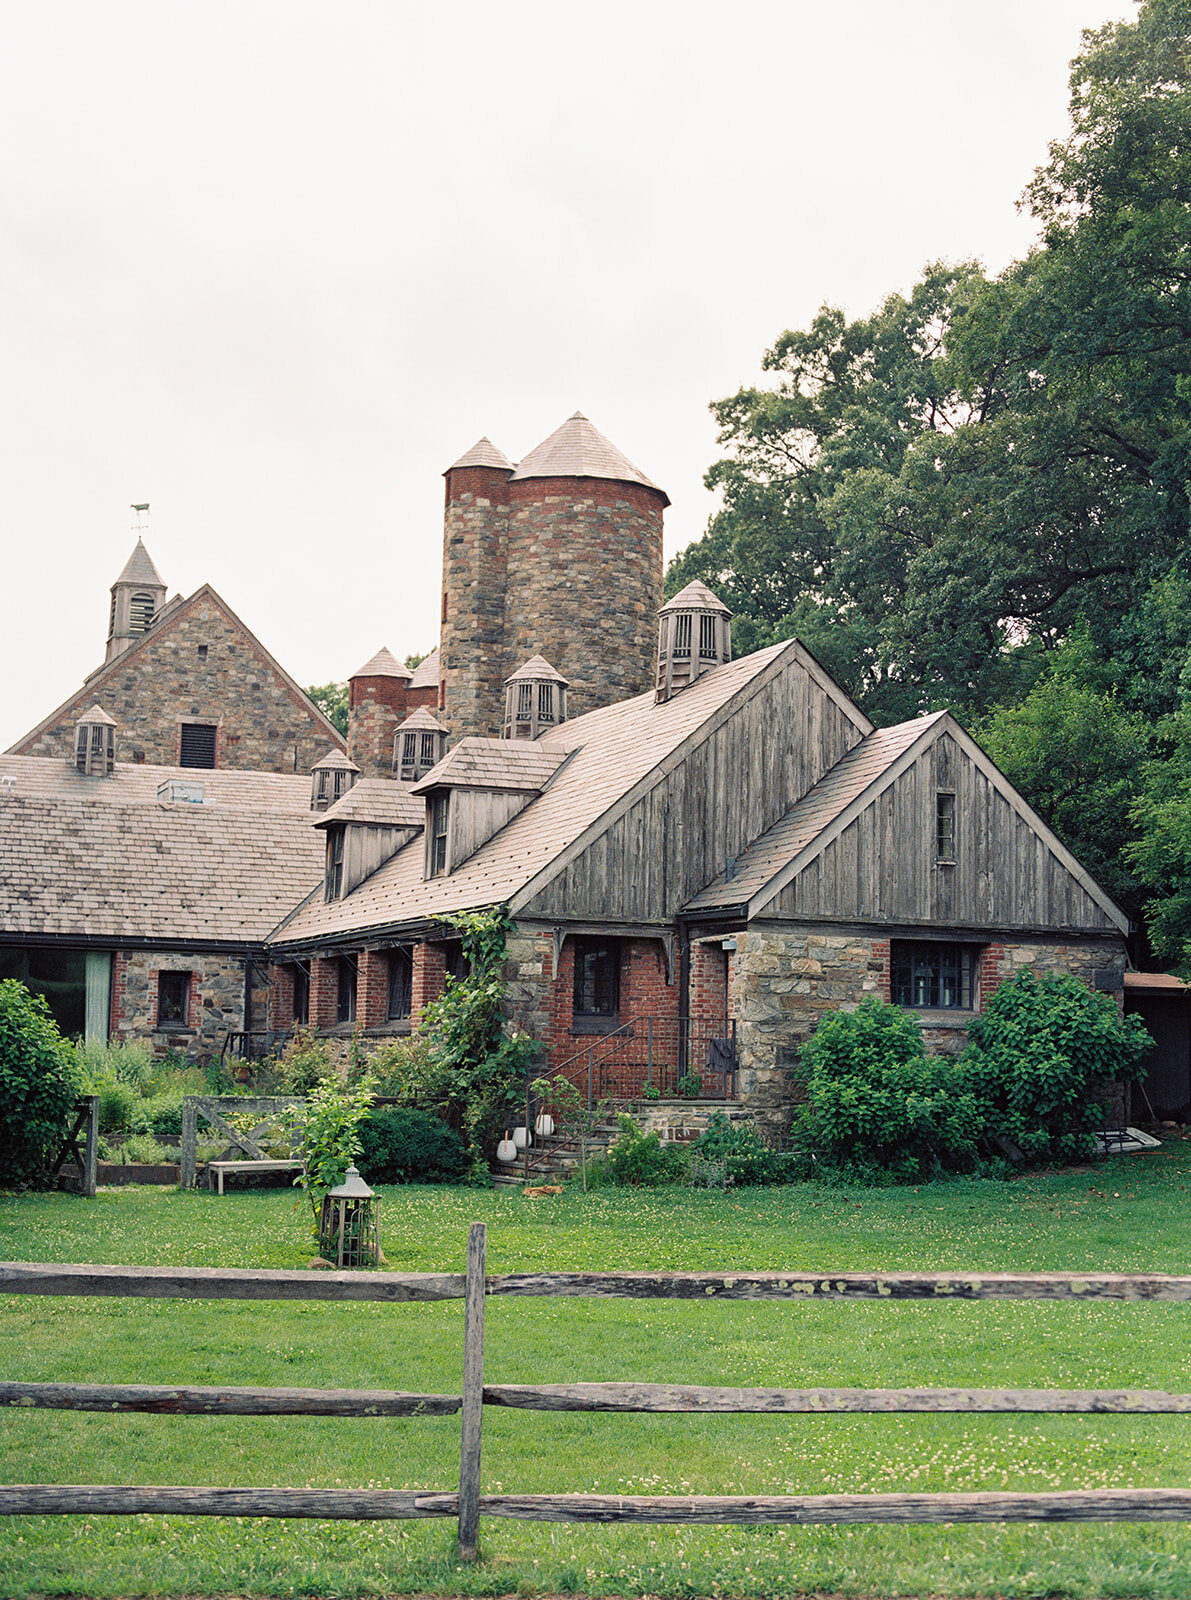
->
[2,1226,1190,1560]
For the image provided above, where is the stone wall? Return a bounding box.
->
[110,948,246,1061]
[732,928,1128,1143]
[17,590,342,773]
[440,468,664,742]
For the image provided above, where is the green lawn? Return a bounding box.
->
[1,1146,1190,1598]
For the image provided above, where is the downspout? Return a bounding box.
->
[676,916,691,1081]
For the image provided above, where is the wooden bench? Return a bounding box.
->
[206,1159,303,1195]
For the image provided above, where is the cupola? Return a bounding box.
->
[502,655,569,740]
[105,538,167,663]
[310,748,360,813]
[393,706,449,781]
[655,581,732,703]
[74,705,117,777]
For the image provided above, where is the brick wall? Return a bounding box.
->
[691,941,729,1033]
[347,675,411,779]
[270,962,296,1030]
[356,950,390,1028]
[17,591,343,774]
[412,943,448,1025]
[108,947,246,1061]
[309,957,339,1029]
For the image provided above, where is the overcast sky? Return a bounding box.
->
[0,0,1127,751]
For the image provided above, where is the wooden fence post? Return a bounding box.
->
[457,1221,487,1561]
[180,1100,197,1189]
[81,1096,98,1197]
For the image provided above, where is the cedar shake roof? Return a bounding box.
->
[0,755,322,944]
[269,640,797,948]
[407,647,440,689]
[504,654,569,685]
[410,738,568,794]
[395,707,448,733]
[446,437,514,472]
[113,538,165,588]
[682,714,945,913]
[660,580,732,616]
[510,412,668,503]
[351,646,409,680]
[314,777,423,830]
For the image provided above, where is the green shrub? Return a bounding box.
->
[117,1134,176,1166]
[795,998,984,1183]
[689,1113,801,1186]
[961,969,1152,1164]
[259,1028,337,1097]
[0,980,85,1186]
[589,1115,688,1187]
[94,1077,146,1136]
[77,1038,156,1093]
[356,1108,469,1184]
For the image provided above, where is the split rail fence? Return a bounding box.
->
[2,1222,1191,1561]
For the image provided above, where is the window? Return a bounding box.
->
[537,682,556,723]
[197,644,208,661]
[891,942,975,1010]
[179,722,217,768]
[572,938,620,1028]
[292,963,309,1026]
[387,949,413,1020]
[936,792,956,859]
[517,682,533,722]
[429,793,449,877]
[672,613,692,659]
[75,721,114,776]
[157,970,191,1028]
[325,827,345,901]
[444,940,469,983]
[337,956,357,1024]
[699,613,718,660]
[129,592,156,633]
[420,731,438,769]
[0,947,88,1038]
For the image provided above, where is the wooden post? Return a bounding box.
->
[81,1096,98,1198]
[457,1221,486,1561]
[180,1099,197,1189]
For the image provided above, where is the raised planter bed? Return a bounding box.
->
[96,1163,180,1188]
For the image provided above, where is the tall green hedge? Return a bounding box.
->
[0,980,84,1186]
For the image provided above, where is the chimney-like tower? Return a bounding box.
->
[656,581,732,703]
[106,539,167,662]
[440,414,667,740]
[347,647,411,778]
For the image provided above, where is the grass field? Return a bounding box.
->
[1,1145,1190,1598]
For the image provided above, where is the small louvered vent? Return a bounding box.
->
[179,723,217,768]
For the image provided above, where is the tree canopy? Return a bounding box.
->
[672,0,1191,958]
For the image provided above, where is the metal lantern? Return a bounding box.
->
[320,1165,380,1269]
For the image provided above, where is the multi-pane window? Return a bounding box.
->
[420,731,438,769]
[337,956,357,1025]
[387,949,413,1020]
[325,828,345,901]
[179,722,217,768]
[672,613,692,659]
[699,613,718,660]
[936,792,956,859]
[891,942,975,1010]
[538,682,556,723]
[572,939,620,1022]
[429,794,450,877]
[157,970,191,1027]
[517,683,534,722]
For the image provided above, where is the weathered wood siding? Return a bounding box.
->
[524,659,864,923]
[768,732,1118,932]
[451,790,533,871]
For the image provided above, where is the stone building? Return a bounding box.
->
[439,413,667,740]
[8,546,345,773]
[0,416,1140,1137]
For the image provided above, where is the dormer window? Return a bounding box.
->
[73,706,116,777]
[311,750,361,812]
[325,826,345,901]
[429,793,450,877]
[393,709,448,782]
[656,581,732,702]
[502,655,569,741]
